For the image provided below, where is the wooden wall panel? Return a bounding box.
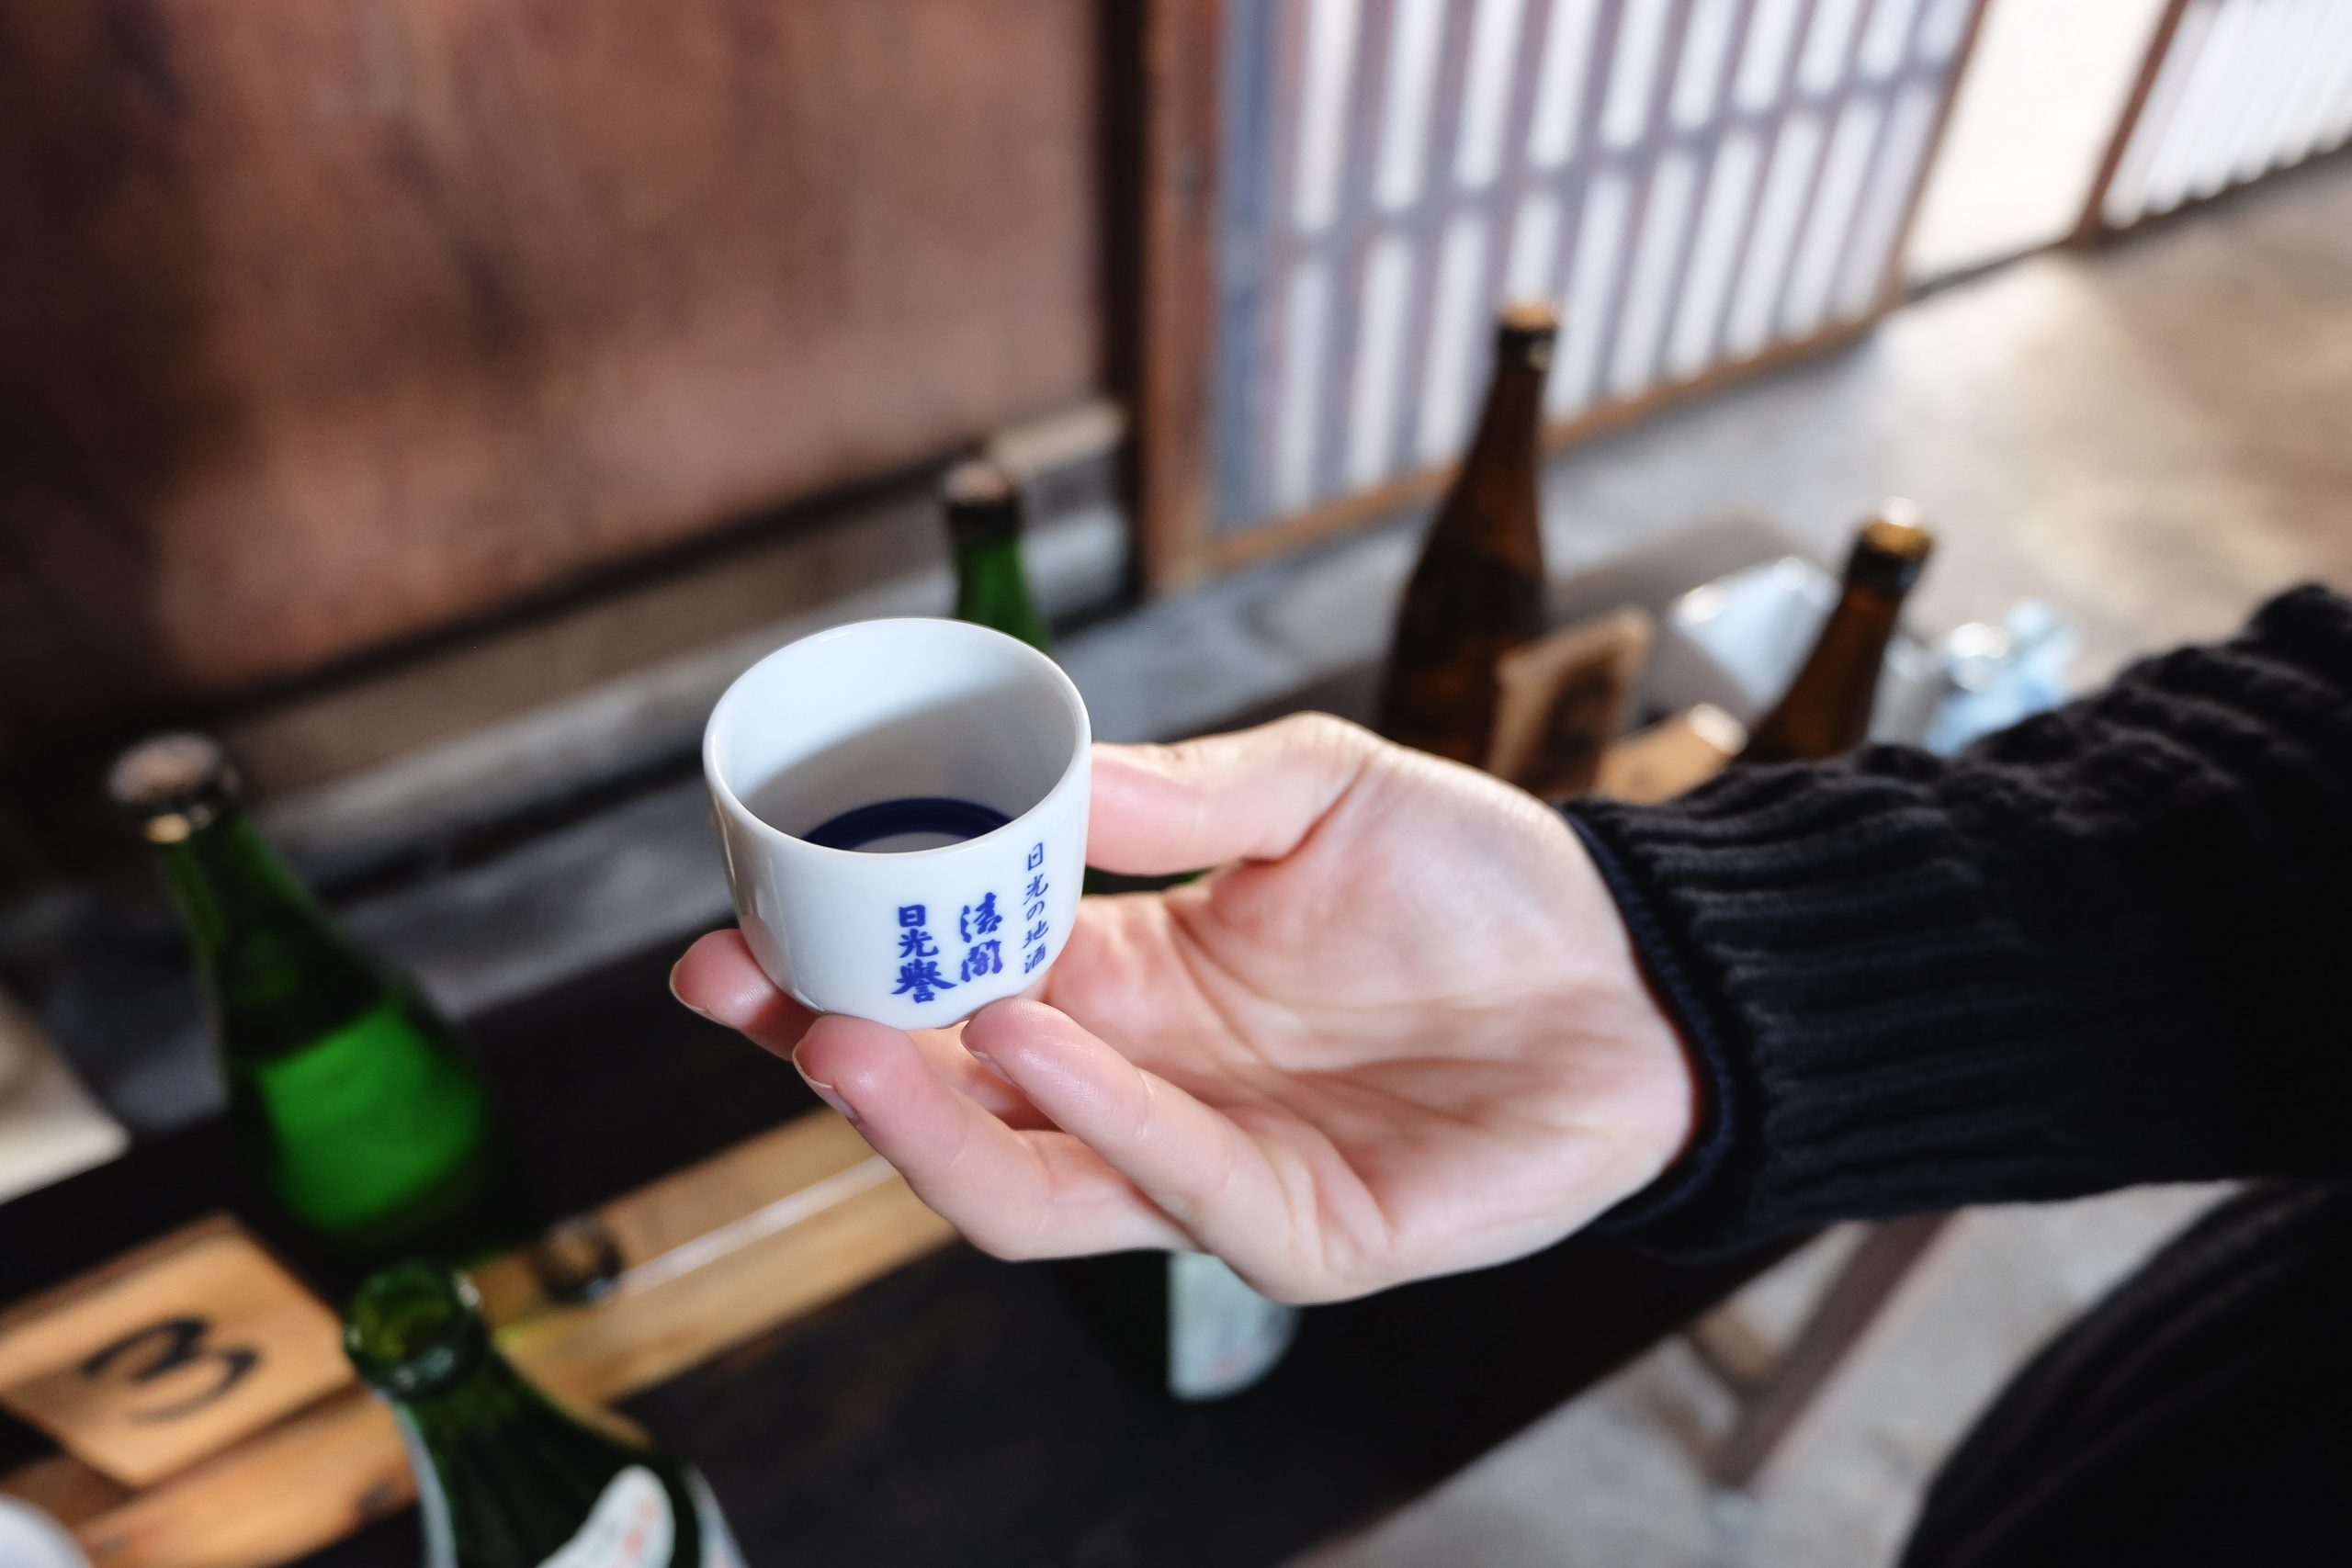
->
[1125,0,1227,593]
[0,0,1101,750]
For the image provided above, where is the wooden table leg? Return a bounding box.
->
[1705,1213,1966,1491]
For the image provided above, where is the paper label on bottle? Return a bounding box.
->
[541,1467,673,1568]
[1167,1253,1300,1401]
[395,1414,458,1568]
[688,1471,746,1568]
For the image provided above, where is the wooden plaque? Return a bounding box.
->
[1594,705,1747,805]
[1486,607,1656,798]
[0,1215,349,1487]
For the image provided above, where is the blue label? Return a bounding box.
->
[1018,841,1050,976]
[879,839,1054,1009]
[889,902,955,1003]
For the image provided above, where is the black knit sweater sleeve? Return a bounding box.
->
[1566,583,2352,1255]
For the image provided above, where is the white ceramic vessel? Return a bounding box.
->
[704,618,1091,1031]
[0,1498,90,1568]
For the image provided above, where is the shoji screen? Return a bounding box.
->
[1204,0,1982,553]
[2090,0,2352,233]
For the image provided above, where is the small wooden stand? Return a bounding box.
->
[1487,608,1656,798]
[1690,1214,1966,1490]
[1593,705,1747,805]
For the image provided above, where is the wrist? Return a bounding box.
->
[1561,809,1746,1245]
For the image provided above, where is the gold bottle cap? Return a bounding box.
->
[942,457,1023,540]
[107,733,239,844]
[1849,501,1936,598]
[1496,299,1560,369]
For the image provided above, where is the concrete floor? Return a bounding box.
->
[1288,158,2352,1568]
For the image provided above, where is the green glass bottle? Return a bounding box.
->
[107,735,514,1261]
[346,1261,740,1568]
[943,458,1054,653]
[940,460,1299,1401]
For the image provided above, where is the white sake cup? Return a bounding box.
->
[704,618,1091,1030]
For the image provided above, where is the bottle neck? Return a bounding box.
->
[154,808,380,1051]
[952,529,1054,655]
[395,1339,589,1450]
[1742,584,1905,762]
[153,808,316,953]
[1470,355,1547,467]
[1429,355,1547,561]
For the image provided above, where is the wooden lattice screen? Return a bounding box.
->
[1141,0,1984,578]
[2085,0,2352,237]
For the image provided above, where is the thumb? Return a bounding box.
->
[1086,713,1376,876]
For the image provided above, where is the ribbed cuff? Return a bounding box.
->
[1565,815,1749,1243]
[1565,760,2044,1255]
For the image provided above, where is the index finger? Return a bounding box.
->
[670,929,818,1055]
[670,928,1045,1122]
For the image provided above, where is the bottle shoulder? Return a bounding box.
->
[410,1387,712,1568]
[214,960,433,1063]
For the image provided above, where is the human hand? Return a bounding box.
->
[672,714,1695,1303]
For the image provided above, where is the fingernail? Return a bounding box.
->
[666,964,718,1021]
[791,1052,858,1123]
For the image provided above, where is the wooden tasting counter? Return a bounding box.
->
[0,714,1760,1567]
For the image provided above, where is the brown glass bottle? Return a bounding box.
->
[1739,505,1936,763]
[1373,301,1557,765]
